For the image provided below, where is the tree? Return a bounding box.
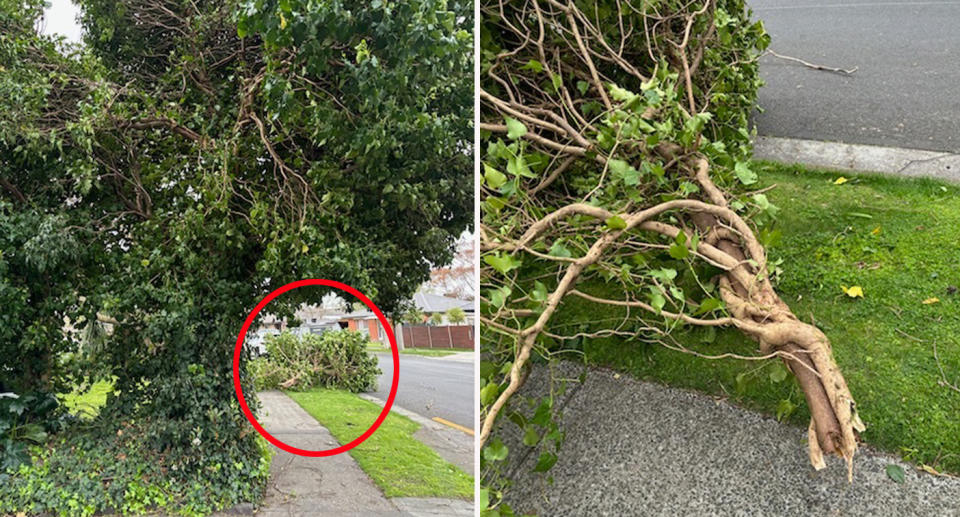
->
[429,312,446,326]
[1,0,472,512]
[446,307,467,324]
[425,232,476,300]
[478,0,862,506]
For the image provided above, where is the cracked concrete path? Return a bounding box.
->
[500,362,960,516]
[253,391,404,517]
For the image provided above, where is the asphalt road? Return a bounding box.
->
[369,353,474,430]
[752,0,960,152]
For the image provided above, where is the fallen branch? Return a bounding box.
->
[765,49,858,75]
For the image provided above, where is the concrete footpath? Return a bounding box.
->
[500,362,960,516]
[252,391,402,516]
[247,391,472,517]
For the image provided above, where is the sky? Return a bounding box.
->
[39,0,83,43]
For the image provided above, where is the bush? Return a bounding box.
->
[251,330,380,393]
[0,429,272,517]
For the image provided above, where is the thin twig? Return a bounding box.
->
[765,49,858,75]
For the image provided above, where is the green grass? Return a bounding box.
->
[286,388,474,499]
[558,161,960,473]
[367,345,467,357]
[58,378,115,419]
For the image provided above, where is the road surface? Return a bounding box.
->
[369,353,474,430]
[752,0,960,152]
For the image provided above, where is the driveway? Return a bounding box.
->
[752,0,960,152]
[369,353,474,431]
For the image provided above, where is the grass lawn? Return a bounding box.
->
[557,161,960,473]
[367,345,466,357]
[286,388,474,499]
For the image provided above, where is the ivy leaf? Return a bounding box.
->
[775,399,796,422]
[484,253,522,274]
[769,364,788,383]
[609,159,641,186]
[530,281,548,303]
[483,164,507,189]
[668,242,689,259]
[886,464,906,483]
[480,383,500,406]
[548,241,572,258]
[523,426,539,446]
[649,292,666,313]
[734,162,758,185]
[522,60,543,73]
[533,451,558,472]
[605,216,627,230]
[505,117,528,140]
[695,297,723,315]
[484,438,509,462]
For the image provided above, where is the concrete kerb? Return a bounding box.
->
[754,136,960,182]
[357,393,475,475]
[357,393,474,517]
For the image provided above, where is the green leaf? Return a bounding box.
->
[484,253,522,274]
[530,281,548,303]
[668,242,689,259]
[734,162,758,185]
[484,164,507,189]
[649,292,666,313]
[480,383,500,405]
[489,286,511,308]
[548,241,572,258]
[886,464,906,483]
[610,159,641,186]
[650,268,677,282]
[694,297,723,315]
[505,117,528,140]
[605,216,627,230]
[769,364,788,383]
[484,438,509,462]
[19,423,47,444]
[775,399,796,422]
[576,80,589,95]
[523,426,539,446]
[522,60,543,73]
[506,154,535,178]
[478,488,490,510]
[533,451,558,472]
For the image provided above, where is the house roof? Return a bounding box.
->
[412,291,473,313]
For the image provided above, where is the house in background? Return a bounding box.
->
[338,289,474,344]
[245,288,474,351]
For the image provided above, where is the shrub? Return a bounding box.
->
[251,330,380,393]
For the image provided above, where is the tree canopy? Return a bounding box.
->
[0,0,472,512]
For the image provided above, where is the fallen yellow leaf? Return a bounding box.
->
[871,226,882,235]
[834,177,848,185]
[922,297,940,305]
[842,285,864,298]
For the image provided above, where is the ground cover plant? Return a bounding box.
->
[251,330,380,392]
[288,388,474,499]
[576,162,960,474]
[479,0,866,511]
[0,0,472,513]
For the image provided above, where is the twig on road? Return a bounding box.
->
[765,49,858,75]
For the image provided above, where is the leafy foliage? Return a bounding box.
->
[479,0,770,512]
[1,0,471,513]
[250,330,380,392]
